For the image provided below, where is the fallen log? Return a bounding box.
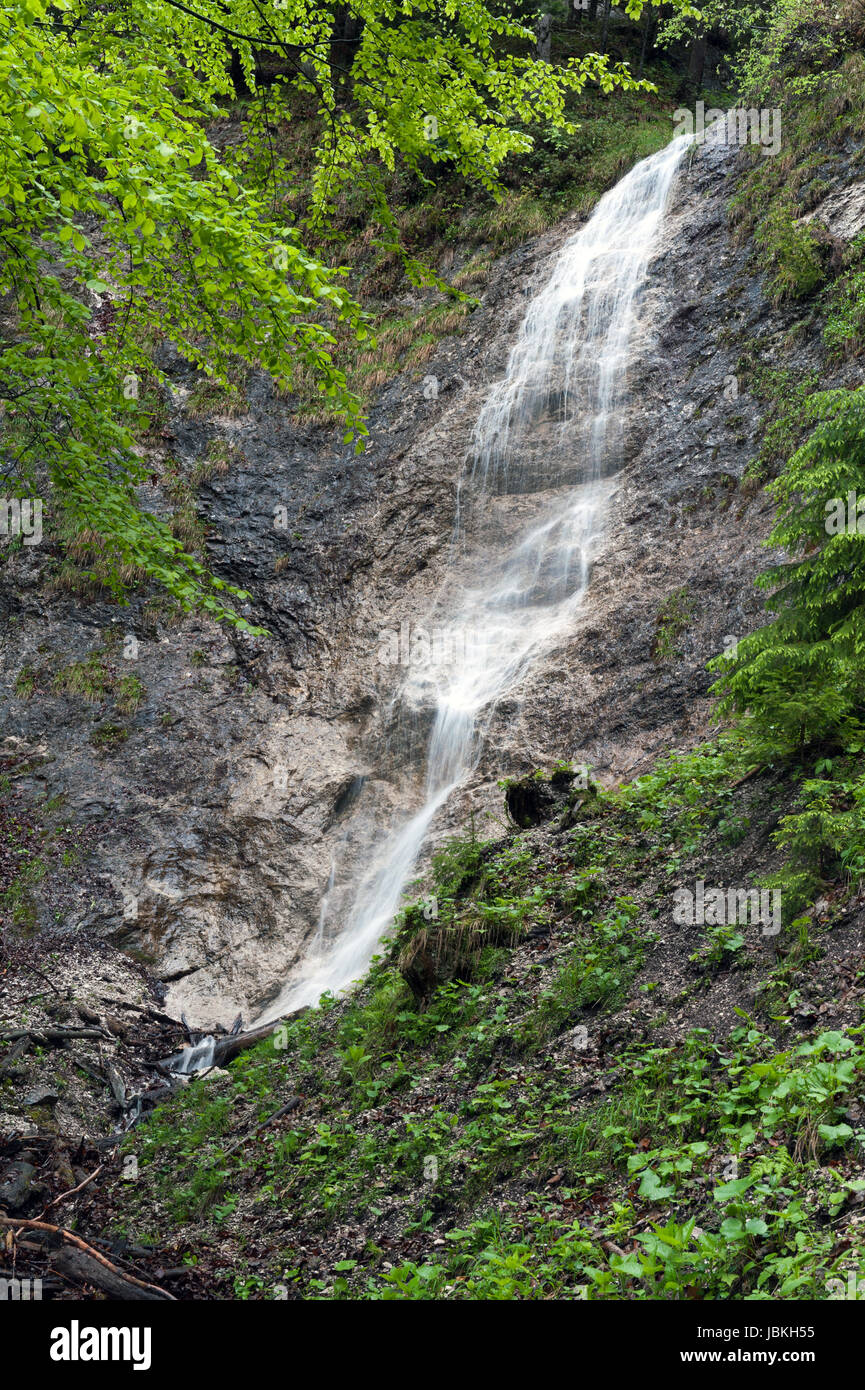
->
[99,998,178,1028]
[0,1035,30,1075]
[159,1009,308,1074]
[0,1216,175,1301]
[212,1019,284,1065]
[53,1247,172,1301]
[0,1027,108,1044]
[44,1027,111,1043]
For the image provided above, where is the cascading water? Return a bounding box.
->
[163,1036,217,1075]
[259,133,690,1022]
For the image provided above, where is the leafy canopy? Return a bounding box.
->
[0,0,683,626]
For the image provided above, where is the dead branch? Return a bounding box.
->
[0,1027,109,1044]
[0,1216,175,1300]
[224,1095,301,1156]
[42,1164,104,1213]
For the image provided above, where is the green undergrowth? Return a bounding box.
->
[365,1025,865,1301]
[729,12,865,496]
[730,25,865,305]
[111,733,865,1300]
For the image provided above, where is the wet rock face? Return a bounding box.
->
[0,220,563,1027]
[1,140,858,1027]
[462,140,863,806]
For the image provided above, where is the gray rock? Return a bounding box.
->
[23,1087,59,1107]
[0,1161,36,1211]
[802,180,865,241]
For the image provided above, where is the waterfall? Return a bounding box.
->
[163,1035,217,1075]
[258,134,690,1022]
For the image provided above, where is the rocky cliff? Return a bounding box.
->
[4,131,864,1033]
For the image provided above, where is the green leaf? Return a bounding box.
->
[713,1177,755,1202]
[638,1169,675,1201]
[818,1123,854,1146]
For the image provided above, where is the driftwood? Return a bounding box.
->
[0,1216,175,1301]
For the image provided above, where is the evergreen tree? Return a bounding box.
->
[712,387,865,755]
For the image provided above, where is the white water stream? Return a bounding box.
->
[259,134,690,1023]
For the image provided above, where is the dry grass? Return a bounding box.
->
[190,440,237,487]
[398,911,524,1003]
[48,528,148,602]
[451,256,491,290]
[185,372,249,419]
